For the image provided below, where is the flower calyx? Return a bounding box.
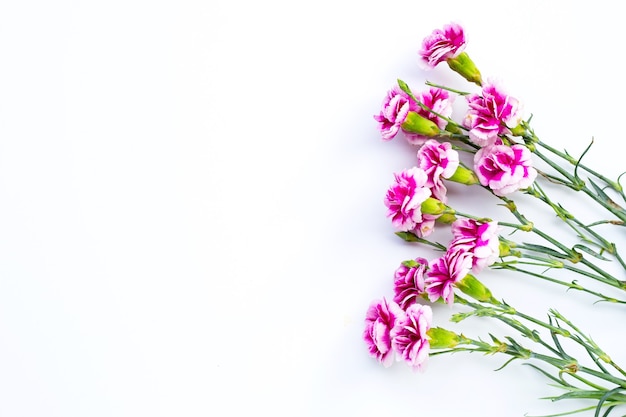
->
[401,111,441,137]
[446,52,483,86]
[455,274,497,304]
[427,327,461,349]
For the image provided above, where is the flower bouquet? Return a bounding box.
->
[364,22,626,416]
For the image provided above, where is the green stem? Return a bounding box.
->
[535,137,624,196]
[424,80,472,96]
[529,182,623,270]
[494,263,626,304]
[531,145,626,223]
[496,196,625,290]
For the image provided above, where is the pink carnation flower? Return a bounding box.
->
[413,213,440,238]
[419,23,466,69]
[364,297,403,367]
[384,167,432,232]
[393,258,429,310]
[463,81,523,147]
[416,139,460,202]
[373,86,415,141]
[391,303,432,372]
[405,88,455,146]
[474,141,537,196]
[425,249,472,305]
[449,219,500,272]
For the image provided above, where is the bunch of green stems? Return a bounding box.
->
[431,280,626,417]
[399,79,626,305]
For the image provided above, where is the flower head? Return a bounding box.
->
[474,141,537,196]
[419,23,466,69]
[374,86,415,141]
[384,167,432,232]
[463,81,523,147]
[364,297,403,367]
[393,258,429,310]
[416,140,460,202]
[405,88,454,145]
[425,249,472,305]
[391,303,432,372]
[450,219,500,272]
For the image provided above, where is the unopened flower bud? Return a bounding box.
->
[498,239,514,257]
[401,111,441,137]
[420,197,446,216]
[401,259,420,268]
[427,327,460,349]
[447,165,479,185]
[455,274,497,304]
[436,213,457,224]
[509,123,526,137]
[444,123,463,134]
[446,52,482,86]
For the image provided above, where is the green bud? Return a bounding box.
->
[445,52,482,86]
[455,274,497,304]
[444,123,463,134]
[436,212,457,224]
[447,165,479,185]
[498,239,517,257]
[402,259,419,268]
[401,111,440,137]
[420,197,446,216]
[427,327,461,349]
[395,231,423,242]
[509,124,526,137]
[498,241,511,257]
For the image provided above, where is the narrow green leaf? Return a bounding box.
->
[520,243,569,259]
[394,231,447,250]
[572,244,610,261]
[589,178,617,206]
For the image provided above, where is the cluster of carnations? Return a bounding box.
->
[367,21,536,370]
[365,216,499,371]
[363,22,626,417]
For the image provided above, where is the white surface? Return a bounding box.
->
[0,1,625,416]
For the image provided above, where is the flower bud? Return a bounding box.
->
[446,165,479,185]
[498,240,513,257]
[401,259,420,268]
[427,327,460,349]
[420,197,446,216]
[446,52,482,86]
[401,111,441,137]
[509,123,526,137]
[444,123,463,134]
[455,274,497,304]
[436,212,457,224]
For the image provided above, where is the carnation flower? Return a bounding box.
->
[393,258,429,309]
[449,219,500,272]
[363,297,403,367]
[391,303,432,372]
[373,86,415,141]
[405,88,454,145]
[416,139,460,202]
[474,141,537,196]
[419,23,466,69]
[413,213,440,238]
[463,81,523,147]
[425,249,472,305]
[384,167,432,232]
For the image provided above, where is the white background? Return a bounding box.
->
[1,1,626,416]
